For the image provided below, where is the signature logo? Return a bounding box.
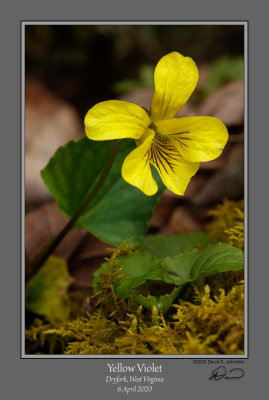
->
[209,366,245,381]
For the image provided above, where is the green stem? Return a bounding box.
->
[26,139,121,282]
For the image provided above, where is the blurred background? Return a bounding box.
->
[25,25,244,118]
[25,24,244,293]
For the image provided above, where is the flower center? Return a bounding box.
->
[150,122,168,140]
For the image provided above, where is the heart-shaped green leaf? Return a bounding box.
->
[41,137,165,246]
[93,239,244,314]
[138,233,217,258]
[162,242,244,285]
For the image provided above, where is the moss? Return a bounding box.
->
[26,280,244,355]
[92,240,136,319]
[26,200,245,355]
[206,199,244,249]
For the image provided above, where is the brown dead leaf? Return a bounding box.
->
[199,144,230,171]
[160,206,202,234]
[69,256,106,292]
[67,234,118,293]
[25,201,86,268]
[226,142,244,166]
[71,234,112,261]
[228,131,244,142]
[192,146,244,207]
[181,174,209,199]
[25,80,84,208]
[149,193,176,229]
[198,80,244,127]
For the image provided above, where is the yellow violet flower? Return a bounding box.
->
[84,52,228,196]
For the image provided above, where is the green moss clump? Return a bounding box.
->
[26,200,245,355]
[206,199,244,249]
[92,240,136,318]
[173,282,244,354]
[26,281,244,355]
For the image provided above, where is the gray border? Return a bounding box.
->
[21,21,248,359]
[2,0,266,396]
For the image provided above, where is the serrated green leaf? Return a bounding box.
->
[136,287,182,313]
[93,252,165,299]
[138,232,217,258]
[41,137,165,246]
[25,256,73,322]
[162,243,244,285]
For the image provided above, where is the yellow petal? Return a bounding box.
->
[149,135,200,195]
[156,117,228,162]
[84,100,151,141]
[150,52,199,121]
[121,129,158,196]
